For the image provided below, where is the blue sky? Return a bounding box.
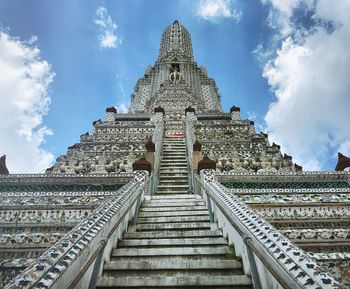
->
[0,0,349,173]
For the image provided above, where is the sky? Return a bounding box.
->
[0,0,349,173]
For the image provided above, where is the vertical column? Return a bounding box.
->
[230,105,241,120]
[105,107,117,121]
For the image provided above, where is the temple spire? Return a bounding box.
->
[158,20,194,61]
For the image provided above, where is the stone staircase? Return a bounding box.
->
[157,136,189,194]
[96,136,253,288]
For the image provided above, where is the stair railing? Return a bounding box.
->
[197,169,346,289]
[185,111,196,193]
[5,170,150,289]
[150,111,164,195]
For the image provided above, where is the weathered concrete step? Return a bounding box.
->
[162,154,187,157]
[113,245,229,257]
[119,237,227,247]
[138,210,208,218]
[103,258,241,271]
[160,170,188,174]
[155,191,190,195]
[145,194,198,203]
[161,159,187,163]
[140,206,208,212]
[160,163,187,170]
[102,269,246,278]
[159,175,188,180]
[142,201,204,207]
[163,139,185,141]
[162,154,187,158]
[163,138,184,141]
[163,147,186,150]
[97,275,252,288]
[158,180,188,185]
[135,222,214,231]
[143,199,201,204]
[160,166,188,170]
[160,167,188,172]
[124,229,223,239]
[157,186,190,192]
[150,195,197,200]
[162,159,187,162]
[157,181,189,185]
[160,163,188,167]
[137,215,210,224]
[158,181,188,189]
[157,185,189,189]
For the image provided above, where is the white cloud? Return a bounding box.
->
[262,0,314,37]
[0,30,55,173]
[94,6,122,48]
[116,102,129,114]
[196,0,241,22]
[260,0,350,170]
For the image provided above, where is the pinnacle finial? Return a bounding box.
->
[335,152,350,171]
[0,155,9,175]
[158,20,193,60]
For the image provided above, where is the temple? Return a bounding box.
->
[1,20,349,289]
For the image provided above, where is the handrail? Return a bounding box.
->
[197,170,346,289]
[185,111,196,192]
[150,111,164,195]
[5,170,149,289]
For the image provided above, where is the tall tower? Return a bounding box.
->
[2,21,350,289]
[130,21,222,134]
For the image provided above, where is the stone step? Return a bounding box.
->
[163,143,186,145]
[124,229,223,239]
[103,258,242,271]
[118,237,227,247]
[162,153,187,160]
[163,138,185,141]
[96,274,252,288]
[134,222,215,231]
[158,179,188,185]
[162,153,187,156]
[150,195,196,200]
[137,215,210,224]
[161,160,188,164]
[162,158,187,162]
[159,174,188,179]
[157,182,188,187]
[161,156,186,159]
[143,197,200,203]
[159,167,188,171]
[101,270,246,279]
[155,191,190,195]
[160,166,188,170]
[157,186,190,192]
[142,201,203,207]
[140,206,208,212]
[162,149,185,151]
[160,161,187,169]
[112,245,229,257]
[138,210,208,218]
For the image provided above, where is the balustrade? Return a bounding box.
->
[196,169,346,289]
[4,170,149,289]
